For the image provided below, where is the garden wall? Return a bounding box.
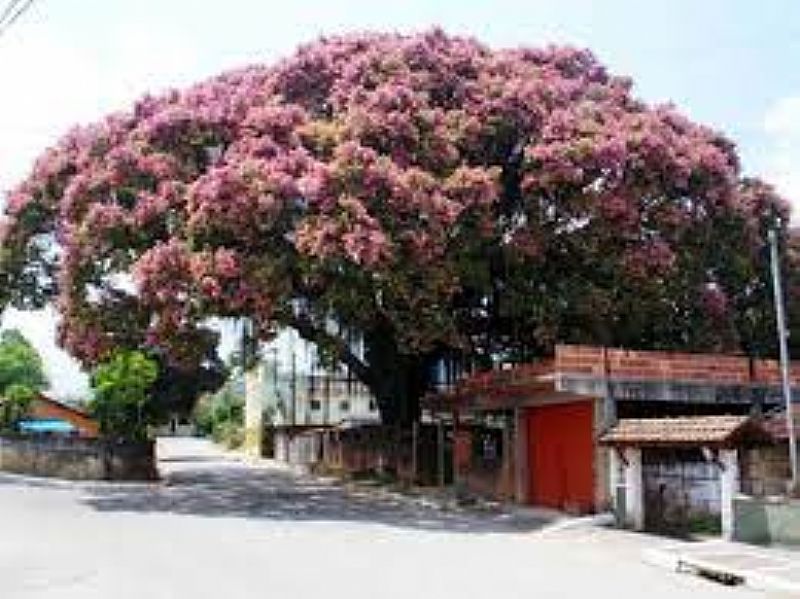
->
[0,436,157,481]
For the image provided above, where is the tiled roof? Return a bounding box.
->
[34,393,91,418]
[600,415,772,447]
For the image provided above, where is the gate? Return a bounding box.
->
[527,400,595,513]
[643,448,721,534]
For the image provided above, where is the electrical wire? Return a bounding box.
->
[0,0,35,39]
[0,0,22,28]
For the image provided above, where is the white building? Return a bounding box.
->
[243,328,380,459]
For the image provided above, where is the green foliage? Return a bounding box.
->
[687,513,723,536]
[212,420,244,449]
[0,383,35,433]
[193,383,244,449]
[90,350,158,441]
[0,329,47,395]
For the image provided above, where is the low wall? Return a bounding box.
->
[0,436,157,481]
[733,495,800,545]
[288,425,442,485]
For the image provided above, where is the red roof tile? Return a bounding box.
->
[600,415,772,447]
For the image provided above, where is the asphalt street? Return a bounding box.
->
[0,438,769,598]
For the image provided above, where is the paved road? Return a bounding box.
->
[0,438,769,598]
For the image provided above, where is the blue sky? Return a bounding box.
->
[1,0,799,396]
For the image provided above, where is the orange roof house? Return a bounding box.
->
[27,394,100,438]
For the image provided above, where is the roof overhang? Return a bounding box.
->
[599,415,775,449]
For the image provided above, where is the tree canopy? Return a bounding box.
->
[0,329,47,395]
[0,329,46,431]
[90,349,158,440]
[0,30,790,424]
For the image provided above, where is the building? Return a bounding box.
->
[423,360,607,511]
[423,344,797,525]
[242,329,380,461]
[20,394,99,438]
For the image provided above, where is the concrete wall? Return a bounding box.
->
[0,436,156,481]
[734,495,800,546]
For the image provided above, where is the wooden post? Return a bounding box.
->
[514,408,526,503]
[502,415,512,500]
[437,419,445,488]
[411,420,419,486]
[452,410,459,489]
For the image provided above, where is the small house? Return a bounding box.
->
[599,415,774,538]
[21,394,99,438]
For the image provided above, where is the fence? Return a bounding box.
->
[288,424,447,486]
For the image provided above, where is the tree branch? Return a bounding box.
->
[286,313,374,388]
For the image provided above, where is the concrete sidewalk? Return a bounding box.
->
[644,539,800,595]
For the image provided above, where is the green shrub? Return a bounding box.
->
[194,382,244,448]
[90,350,158,441]
[0,383,35,433]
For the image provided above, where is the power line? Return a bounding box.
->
[0,0,23,27]
[0,0,36,39]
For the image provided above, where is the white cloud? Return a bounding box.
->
[762,96,800,213]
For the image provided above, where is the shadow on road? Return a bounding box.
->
[80,452,555,534]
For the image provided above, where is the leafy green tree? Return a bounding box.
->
[0,383,35,432]
[192,383,244,447]
[90,350,158,441]
[0,329,47,395]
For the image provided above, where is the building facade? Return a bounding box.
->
[242,329,380,459]
[424,344,798,524]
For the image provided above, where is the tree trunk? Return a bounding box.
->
[289,314,433,428]
[363,325,430,428]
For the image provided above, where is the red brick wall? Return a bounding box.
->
[556,344,800,385]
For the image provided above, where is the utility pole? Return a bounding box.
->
[769,226,798,490]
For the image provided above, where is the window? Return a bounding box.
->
[310,399,321,411]
[368,400,377,412]
[339,401,350,412]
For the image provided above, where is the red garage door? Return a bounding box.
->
[527,401,595,513]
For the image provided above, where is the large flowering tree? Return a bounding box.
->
[0,31,790,424]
